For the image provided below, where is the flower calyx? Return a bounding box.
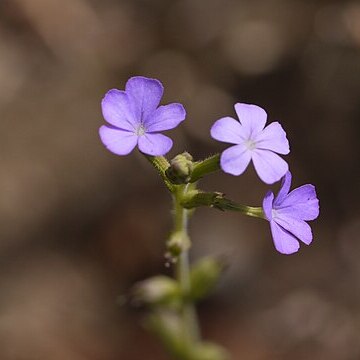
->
[180,190,225,210]
[180,190,266,219]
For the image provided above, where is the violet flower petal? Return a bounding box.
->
[273,171,292,206]
[125,76,164,121]
[273,215,313,245]
[101,90,136,131]
[220,144,252,176]
[262,191,274,220]
[138,133,173,156]
[99,126,138,155]
[252,149,289,184]
[277,184,319,221]
[146,103,186,132]
[234,103,267,136]
[270,221,300,254]
[210,117,247,144]
[255,122,290,155]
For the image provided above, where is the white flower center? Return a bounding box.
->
[135,124,146,136]
[244,139,257,150]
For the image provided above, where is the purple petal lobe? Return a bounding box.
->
[146,103,186,132]
[220,144,252,176]
[252,149,289,184]
[210,117,247,144]
[255,121,290,155]
[138,133,173,156]
[270,221,300,254]
[101,89,135,131]
[277,184,319,221]
[262,191,274,220]
[99,126,137,155]
[263,170,319,254]
[234,103,267,136]
[274,171,292,206]
[126,76,163,121]
[274,215,313,245]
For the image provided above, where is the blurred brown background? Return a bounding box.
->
[0,0,360,359]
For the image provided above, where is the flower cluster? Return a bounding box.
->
[99,76,319,254]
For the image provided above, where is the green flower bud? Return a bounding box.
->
[189,342,229,360]
[166,152,194,184]
[167,231,191,259]
[132,276,181,306]
[146,313,229,360]
[189,257,225,301]
[145,310,185,356]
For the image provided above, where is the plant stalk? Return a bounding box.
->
[173,185,200,349]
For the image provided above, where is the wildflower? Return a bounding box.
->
[99,76,186,156]
[210,103,289,184]
[262,171,319,254]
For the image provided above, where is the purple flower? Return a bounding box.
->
[262,171,319,254]
[210,103,290,184]
[99,76,186,156]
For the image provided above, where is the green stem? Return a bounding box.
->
[173,185,200,349]
[190,154,221,183]
[221,202,265,219]
[181,191,266,219]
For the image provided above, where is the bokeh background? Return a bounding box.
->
[0,0,360,359]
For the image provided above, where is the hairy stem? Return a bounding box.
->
[143,154,174,192]
[181,191,266,219]
[190,154,221,183]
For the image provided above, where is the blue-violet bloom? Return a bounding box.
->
[99,76,186,156]
[211,103,290,184]
[262,171,319,254]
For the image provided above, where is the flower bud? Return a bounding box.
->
[145,310,185,355]
[132,276,180,306]
[189,257,225,301]
[167,231,191,259]
[166,152,194,184]
[189,342,229,360]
